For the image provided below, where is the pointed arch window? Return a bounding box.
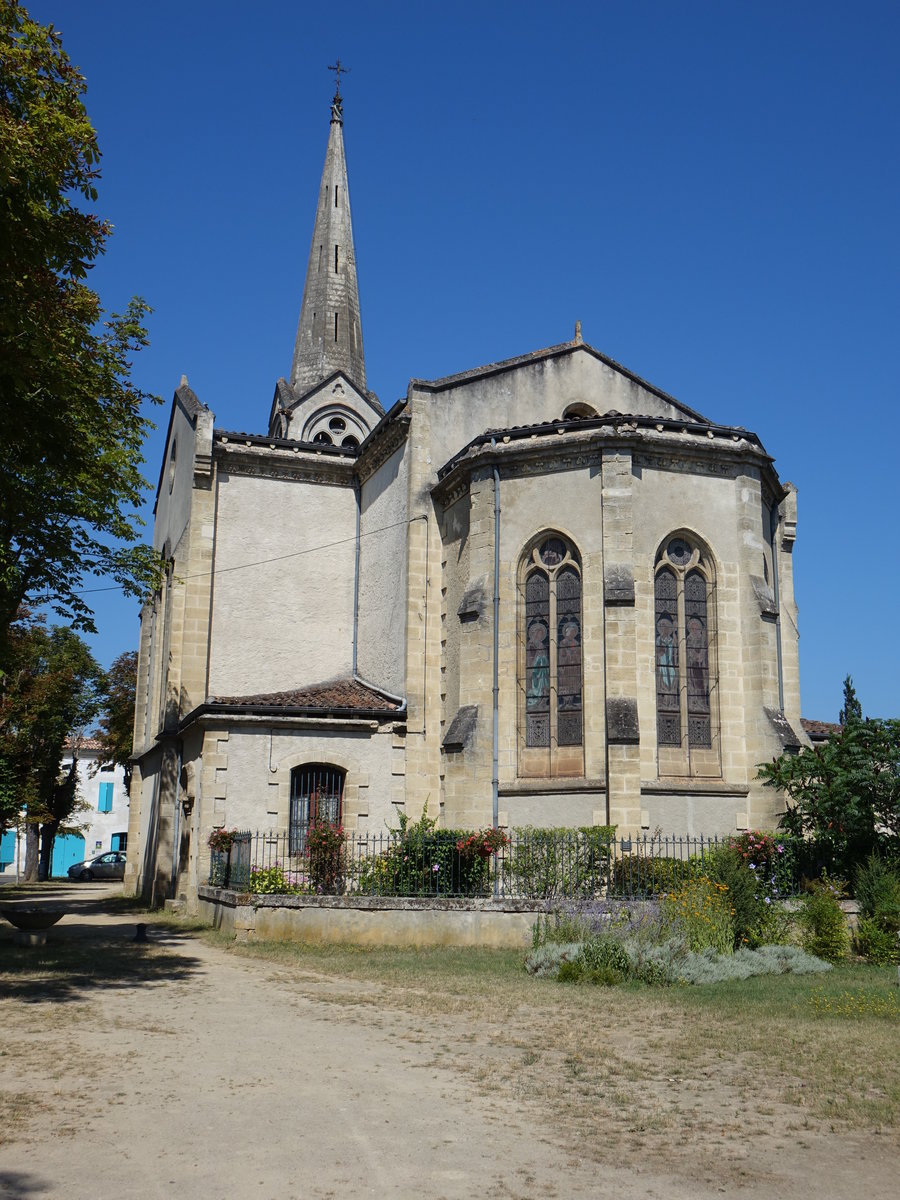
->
[654,535,720,776]
[519,535,584,777]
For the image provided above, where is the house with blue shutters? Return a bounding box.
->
[0,736,128,880]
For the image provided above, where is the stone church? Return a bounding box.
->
[125,85,805,904]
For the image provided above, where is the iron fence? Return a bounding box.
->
[206,829,807,901]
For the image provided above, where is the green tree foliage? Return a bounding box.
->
[759,686,900,875]
[839,675,863,726]
[95,649,137,790]
[0,1,161,668]
[0,610,104,878]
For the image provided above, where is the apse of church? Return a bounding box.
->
[125,79,804,906]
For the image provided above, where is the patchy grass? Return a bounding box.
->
[4,903,897,1187]
[205,931,900,1145]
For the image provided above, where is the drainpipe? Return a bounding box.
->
[770,504,784,713]
[352,478,361,676]
[494,446,501,897]
[490,444,500,838]
[170,741,183,898]
[600,458,611,825]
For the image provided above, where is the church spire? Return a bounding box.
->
[290,66,366,397]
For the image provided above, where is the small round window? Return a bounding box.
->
[328,416,346,432]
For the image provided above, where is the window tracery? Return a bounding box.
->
[301,405,368,448]
[519,534,584,777]
[654,535,719,774]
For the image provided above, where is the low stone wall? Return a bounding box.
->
[197,886,543,948]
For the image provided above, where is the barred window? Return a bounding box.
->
[289,764,344,855]
[654,535,717,766]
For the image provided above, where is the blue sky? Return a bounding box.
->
[27,0,899,720]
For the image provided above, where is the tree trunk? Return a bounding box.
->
[23,822,39,881]
[38,819,59,881]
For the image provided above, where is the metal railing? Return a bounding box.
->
[206,829,807,900]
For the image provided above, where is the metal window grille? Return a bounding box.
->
[289,765,344,855]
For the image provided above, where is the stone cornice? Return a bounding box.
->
[356,406,411,484]
[432,421,781,505]
[213,435,355,487]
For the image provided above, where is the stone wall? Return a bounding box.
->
[198,886,541,949]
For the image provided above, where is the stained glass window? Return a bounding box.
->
[521,535,583,752]
[685,570,711,747]
[525,571,550,747]
[655,568,680,746]
[654,537,715,754]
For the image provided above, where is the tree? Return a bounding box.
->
[95,649,137,791]
[0,610,104,878]
[0,2,161,671]
[839,674,863,726]
[759,680,900,876]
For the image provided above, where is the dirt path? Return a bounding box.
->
[0,891,897,1199]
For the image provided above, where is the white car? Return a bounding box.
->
[67,852,127,881]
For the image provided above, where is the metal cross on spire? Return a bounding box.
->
[328,58,350,99]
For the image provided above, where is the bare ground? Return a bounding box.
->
[0,888,897,1200]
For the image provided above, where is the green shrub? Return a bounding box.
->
[608,853,697,898]
[798,878,850,963]
[706,846,761,947]
[854,917,900,965]
[851,855,900,964]
[706,845,793,948]
[579,936,631,976]
[674,944,831,985]
[503,826,615,899]
[854,854,900,930]
[558,959,624,986]
[523,942,583,977]
[355,807,491,896]
[661,875,735,954]
[249,866,294,894]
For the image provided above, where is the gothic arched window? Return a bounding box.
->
[654,535,720,776]
[519,534,584,777]
[289,764,345,855]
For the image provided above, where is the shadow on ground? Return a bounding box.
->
[0,884,206,1004]
[0,1170,57,1198]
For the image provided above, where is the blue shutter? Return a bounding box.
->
[0,830,15,867]
[98,782,114,813]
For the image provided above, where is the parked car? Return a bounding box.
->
[67,852,127,882]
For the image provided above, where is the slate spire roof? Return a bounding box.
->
[289,83,367,398]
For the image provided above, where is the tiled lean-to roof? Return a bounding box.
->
[210,678,403,713]
[800,718,842,742]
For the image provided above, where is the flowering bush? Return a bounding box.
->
[456,828,509,860]
[661,875,736,955]
[355,807,494,896]
[249,865,308,895]
[306,820,346,894]
[726,829,795,896]
[208,828,240,854]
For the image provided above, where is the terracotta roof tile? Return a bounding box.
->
[801,718,842,740]
[211,678,403,713]
[63,735,104,751]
